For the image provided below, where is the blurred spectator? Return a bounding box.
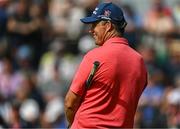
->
[14,70,46,128]
[142,0,176,68]
[38,39,65,84]
[7,0,46,70]
[122,4,143,48]
[138,68,166,127]
[143,0,175,36]
[43,96,66,128]
[38,39,67,97]
[8,100,22,128]
[14,45,33,70]
[137,43,168,128]
[0,57,23,99]
[165,77,180,128]
[172,1,180,34]
[0,94,10,128]
[48,0,85,41]
[16,71,46,111]
[19,99,40,128]
[164,39,180,84]
[38,39,81,98]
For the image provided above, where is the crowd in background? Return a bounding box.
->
[0,0,179,128]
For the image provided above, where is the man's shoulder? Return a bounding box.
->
[85,47,101,57]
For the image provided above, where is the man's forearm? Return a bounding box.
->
[64,90,82,128]
[65,106,76,127]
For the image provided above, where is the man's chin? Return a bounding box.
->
[95,42,100,46]
[95,41,103,46]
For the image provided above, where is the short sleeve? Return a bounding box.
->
[70,55,93,96]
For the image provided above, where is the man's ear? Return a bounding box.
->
[106,21,113,32]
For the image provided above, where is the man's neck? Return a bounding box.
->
[105,30,122,41]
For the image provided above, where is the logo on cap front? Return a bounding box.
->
[104,10,111,17]
[97,10,111,20]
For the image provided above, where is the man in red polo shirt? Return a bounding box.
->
[64,2,147,128]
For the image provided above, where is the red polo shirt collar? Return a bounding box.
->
[103,37,129,46]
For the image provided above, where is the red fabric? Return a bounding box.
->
[70,37,147,128]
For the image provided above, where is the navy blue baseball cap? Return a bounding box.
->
[80,2,127,28]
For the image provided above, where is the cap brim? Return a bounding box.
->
[80,16,99,24]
